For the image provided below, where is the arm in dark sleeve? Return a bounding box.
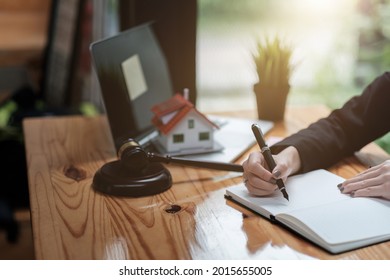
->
[271,72,390,173]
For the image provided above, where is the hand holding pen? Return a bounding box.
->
[242,124,301,201]
[251,124,289,200]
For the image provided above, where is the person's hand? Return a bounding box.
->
[338,159,390,200]
[242,146,301,196]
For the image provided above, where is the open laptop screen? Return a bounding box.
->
[90,23,173,149]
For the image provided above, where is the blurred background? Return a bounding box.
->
[0,0,390,259]
[199,0,368,109]
[196,0,390,151]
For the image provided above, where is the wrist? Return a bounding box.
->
[278,146,301,176]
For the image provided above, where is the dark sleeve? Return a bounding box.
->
[270,72,390,173]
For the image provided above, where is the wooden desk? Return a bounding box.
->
[23,105,390,259]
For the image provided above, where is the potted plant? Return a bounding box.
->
[252,36,294,121]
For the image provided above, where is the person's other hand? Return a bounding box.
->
[242,146,301,196]
[339,159,390,200]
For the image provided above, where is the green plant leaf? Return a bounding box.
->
[252,35,294,87]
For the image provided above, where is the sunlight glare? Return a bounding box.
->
[293,0,355,17]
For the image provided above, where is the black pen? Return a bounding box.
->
[251,124,289,201]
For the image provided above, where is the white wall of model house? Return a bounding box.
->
[157,110,215,152]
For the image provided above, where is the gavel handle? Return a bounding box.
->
[147,153,243,172]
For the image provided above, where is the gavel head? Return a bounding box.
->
[117,139,149,172]
[93,138,173,196]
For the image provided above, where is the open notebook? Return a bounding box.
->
[225,169,390,254]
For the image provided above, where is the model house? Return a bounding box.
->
[151,93,219,153]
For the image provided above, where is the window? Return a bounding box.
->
[188,119,195,129]
[199,132,210,141]
[173,134,184,143]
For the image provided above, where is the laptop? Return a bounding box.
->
[90,23,273,164]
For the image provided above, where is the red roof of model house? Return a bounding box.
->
[151,93,219,135]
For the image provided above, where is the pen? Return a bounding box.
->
[251,124,289,201]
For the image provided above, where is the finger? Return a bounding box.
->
[358,165,379,176]
[344,160,390,185]
[272,161,289,181]
[341,167,382,187]
[245,181,277,196]
[243,155,277,195]
[246,172,278,190]
[244,152,274,183]
[243,167,277,196]
[341,176,382,194]
[246,151,267,169]
[358,160,390,176]
[352,185,390,200]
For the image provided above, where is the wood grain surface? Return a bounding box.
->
[23,105,390,259]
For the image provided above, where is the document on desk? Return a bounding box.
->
[225,169,390,254]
